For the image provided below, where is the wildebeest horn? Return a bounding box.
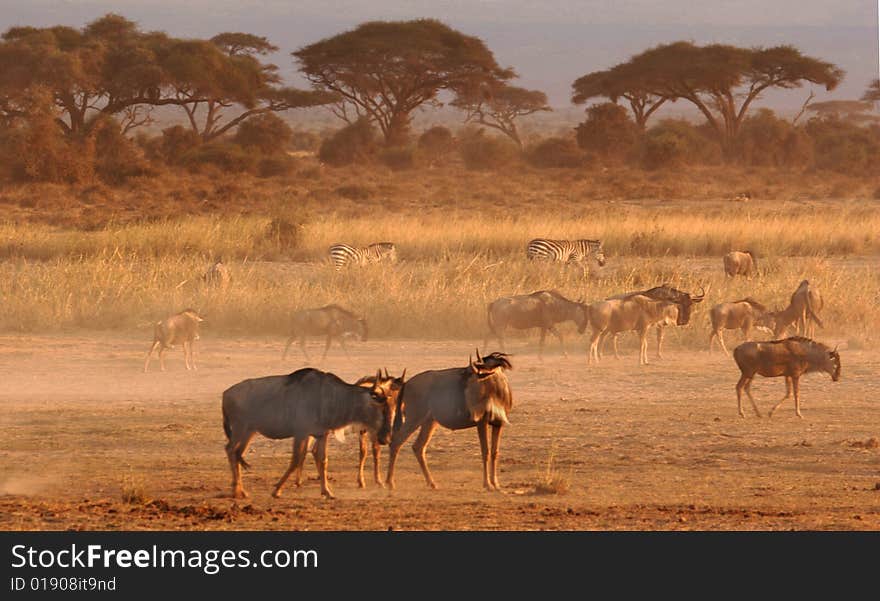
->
[400,368,406,380]
[691,285,706,301]
[383,367,389,379]
[375,368,381,381]
[475,348,483,363]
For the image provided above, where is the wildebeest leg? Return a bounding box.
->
[656,327,664,359]
[638,328,649,365]
[709,330,717,353]
[190,339,198,371]
[357,430,369,488]
[371,435,383,487]
[588,329,604,364]
[272,437,309,498]
[769,377,793,418]
[477,420,493,491]
[183,340,191,370]
[338,336,353,359]
[282,336,295,360]
[143,340,160,373]
[298,336,312,363]
[718,330,730,357]
[538,327,547,361]
[321,335,333,361]
[227,431,254,499]
[158,345,167,372]
[314,434,335,499]
[736,374,762,417]
[609,333,620,359]
[744,378,761,417]
[490,424,503,490]
[548,325,566,357]
[412,421,439,490]
[792,376,803,418]
[385,414,425,490]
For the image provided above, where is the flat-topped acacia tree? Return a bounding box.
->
[294,19,513,146]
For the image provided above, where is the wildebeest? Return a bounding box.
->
[202,259,231,288]
[485,290,588,357]
[143,309,204,372]
[222,368,401,499]
[709,298,770,356]
[592,284,706,364]
[733,337,841,419]
[385,351,513,491]
[349,369,406,488]
[282,304,368,362]
[761,280,824,339]
[723,251,758,278]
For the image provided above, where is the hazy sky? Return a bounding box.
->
[1,1,877,108]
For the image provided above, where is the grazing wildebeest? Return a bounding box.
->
[143,309,204,372]
[733,337,841,419]
[709,298,770,356]
[485,290,588,357]
[282,304,368,362]
[761,281,824,339]
[348,369,406,488]
[202,259,231,288]
[222,368,400,499]
[593,284,706,364]
[385,351,513,491]
[723,251,758,278]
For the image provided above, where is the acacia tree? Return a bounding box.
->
[163,34,334,142]
[571,61,669,130]
[451,84,550,149]
[294,19,513,145]
[630,42,843,157]
[0,15,180,137]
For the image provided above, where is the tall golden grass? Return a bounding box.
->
[0,223,875,350]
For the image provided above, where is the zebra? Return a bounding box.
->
[526,238,606,267]
[328,242,397,270]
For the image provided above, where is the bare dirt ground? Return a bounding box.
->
[1,333,878,530]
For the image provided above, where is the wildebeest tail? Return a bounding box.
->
[222,395,250,469]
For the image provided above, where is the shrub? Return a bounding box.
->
[158,125,201,165]
[525,137,588,168]
[182,142,257,173]
[233,113,293,154]
[417,126,455,164]
[289,130,321,152]
[256,155,296,178]
[380,145,415,170]
[92,118,153,184]
[806,116,880,176]
[318,118,377,166]
[458,130,520,170]
[575,102,639,162]
[642,119,721,169]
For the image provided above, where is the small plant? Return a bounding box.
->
[120,471,150,505]
[533,443,570,495]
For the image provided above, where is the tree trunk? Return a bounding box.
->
[385,111,411,146]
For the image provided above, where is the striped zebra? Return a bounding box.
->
[328,242,398,270]
[526,238,606,266]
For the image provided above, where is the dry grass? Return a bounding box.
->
[533,444,570,495]
[120,471,150,505]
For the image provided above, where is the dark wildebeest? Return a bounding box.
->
[282,304,368,362]
[709,298,770,356]
[202,259,231,288]
[723,251,758,278]
[347,369,407,488]
[593,284,706,364]
[733,337,841,419]
[485,290,588,357]
[222,368,401,499]
[385,351,513,491]
[143,308,204,372]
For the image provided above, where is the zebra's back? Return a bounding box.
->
[328,242,397,269]
[526,238,603,263]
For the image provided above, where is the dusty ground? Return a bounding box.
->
[0,333,878,530]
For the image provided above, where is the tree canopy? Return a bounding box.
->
[572,61,669,130]
[451,83,550,148]
[294,19,513,145]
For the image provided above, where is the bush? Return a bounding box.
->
[525,137,588,168]
[417,126,455,165]
[289,130,321,152]
[379,145,415,170]
[92,118,153,184]
[233,113,292,154]
[458,130,520,170]
[158,125,201,165]
[256,155,296,178]
[737,109,795,167]
[575,102,639,162]
[642,119,721,169]
[318,118,377,166]
[182,142,257,173]
[805,116,880,176]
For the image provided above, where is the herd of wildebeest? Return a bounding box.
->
[142,239,842,499]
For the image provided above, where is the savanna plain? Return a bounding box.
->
[0,166,878,530]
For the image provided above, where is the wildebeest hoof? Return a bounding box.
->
[321,489,336,499]
[271,488,283,498]
[233,489,249,499]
